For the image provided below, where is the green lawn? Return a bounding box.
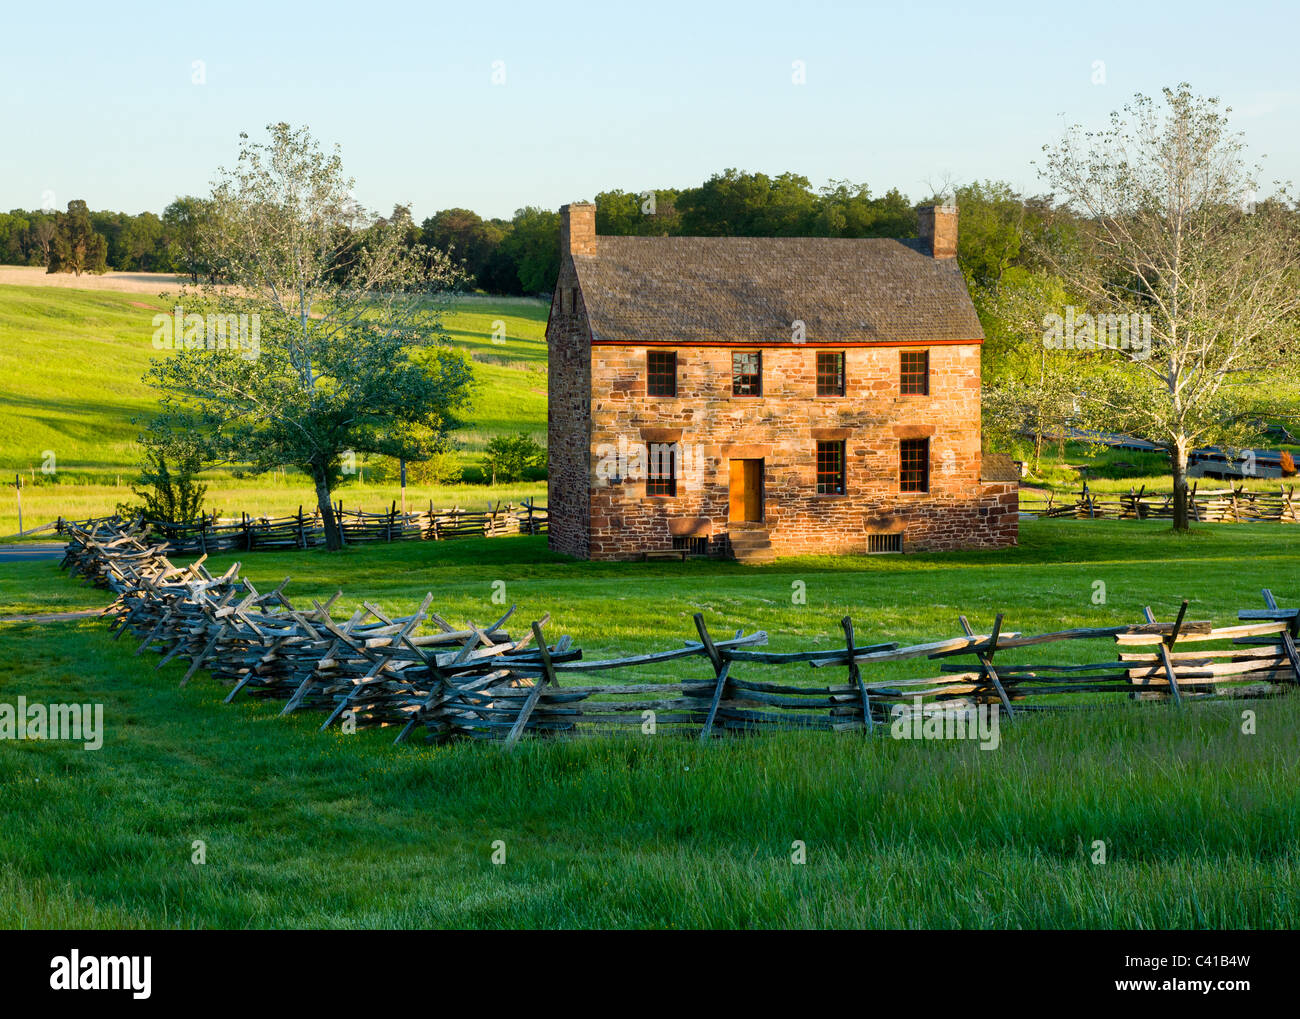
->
[2,518,1297,928]
[0,285,549,534]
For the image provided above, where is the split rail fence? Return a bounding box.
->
[60,519,1300,746]
[1020,483,1300,523]
[56,499,546,556]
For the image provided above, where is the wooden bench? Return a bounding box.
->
[643,548,688,562]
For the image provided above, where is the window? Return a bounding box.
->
[900,438,929,492]
[900,349,929,395]
[867,532,903,554]
[816,351,845,396]
[646,442,677,497]
[672,535,709,556]
[647,350,677,397]
[816,440,846,495]
[732,351,762,396]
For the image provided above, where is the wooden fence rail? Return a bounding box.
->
[56,500,547,555]
[60,519,1300,746]
[1020,483,1300,523]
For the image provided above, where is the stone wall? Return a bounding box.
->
[545,246,592,559]
[580,342,1018,559]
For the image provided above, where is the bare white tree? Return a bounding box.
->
[1040,84,1300,529]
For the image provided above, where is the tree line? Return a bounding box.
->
[0,171,917,291]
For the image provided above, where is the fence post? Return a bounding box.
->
[1143,603,1186,706]
[841,616,872,733]
[695,614,731,743]
[504,621,556,748]
[959,613,1014,721]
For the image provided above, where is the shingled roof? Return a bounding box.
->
[571,235,983,345]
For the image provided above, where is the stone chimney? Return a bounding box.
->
[917,204,958,259]
[560,201,597,256]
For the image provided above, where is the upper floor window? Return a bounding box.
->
[900,349,929,395]
[646,442,677,497]
[732,351,762,396]
[816,440,846,495]
[900,438,930,492]
[647,350,677,397]
[816,351,845,396]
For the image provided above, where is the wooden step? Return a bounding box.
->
[728,529,774,562]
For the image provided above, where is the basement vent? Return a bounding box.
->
[867,532,903,554]
[672,535,709,556]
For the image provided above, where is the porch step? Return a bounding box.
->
[728,527,775,563]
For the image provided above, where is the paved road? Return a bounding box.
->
[0,542,65,563]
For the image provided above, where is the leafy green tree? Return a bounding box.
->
[368,445,463,486]
[813,181,915,238]
[145,123,476,550]
[123,212,166,271]
[163,196,216,282]
[979,267,1084,472]
[677,170,819,236]
[420,208,506,286]
[481,432,545,485]
[116,437,211,524]
[499,207,560,293]
[49,200,108,275]
[594,188,681,235]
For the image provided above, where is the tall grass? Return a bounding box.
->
[0,519,1297,928]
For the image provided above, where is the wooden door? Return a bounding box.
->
[728,459,763,522]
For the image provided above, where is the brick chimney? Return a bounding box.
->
[917,204,958,259]
[560,201,596,256]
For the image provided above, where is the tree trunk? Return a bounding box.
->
[1171,439,1191,532]
[312,466,342,550]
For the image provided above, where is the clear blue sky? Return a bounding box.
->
[2,0,1297,221]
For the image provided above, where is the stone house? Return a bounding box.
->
[545,201,1018,561]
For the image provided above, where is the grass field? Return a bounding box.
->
[0,284,549,534]
[2,518,1298,928]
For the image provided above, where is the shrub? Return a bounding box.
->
[367,450,464,487]
[115,445,211,524]
[481,432,546,485]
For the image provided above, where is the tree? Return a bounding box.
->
[481,432,545,485]
[594,188,681,235]
[144,123,476,550]
[116,436,210,525]
[420,208,506,286]
[979,267,1084,472]
[30,216,57,267]
[677,169,819,236]
[813,181,915,239]
[162,196,216,282]
[1040,84,1300,530]
[122,211,165,271]
[49,200,108,275]
[498,207,560,294]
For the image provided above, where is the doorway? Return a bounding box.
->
[728,459,764,522]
